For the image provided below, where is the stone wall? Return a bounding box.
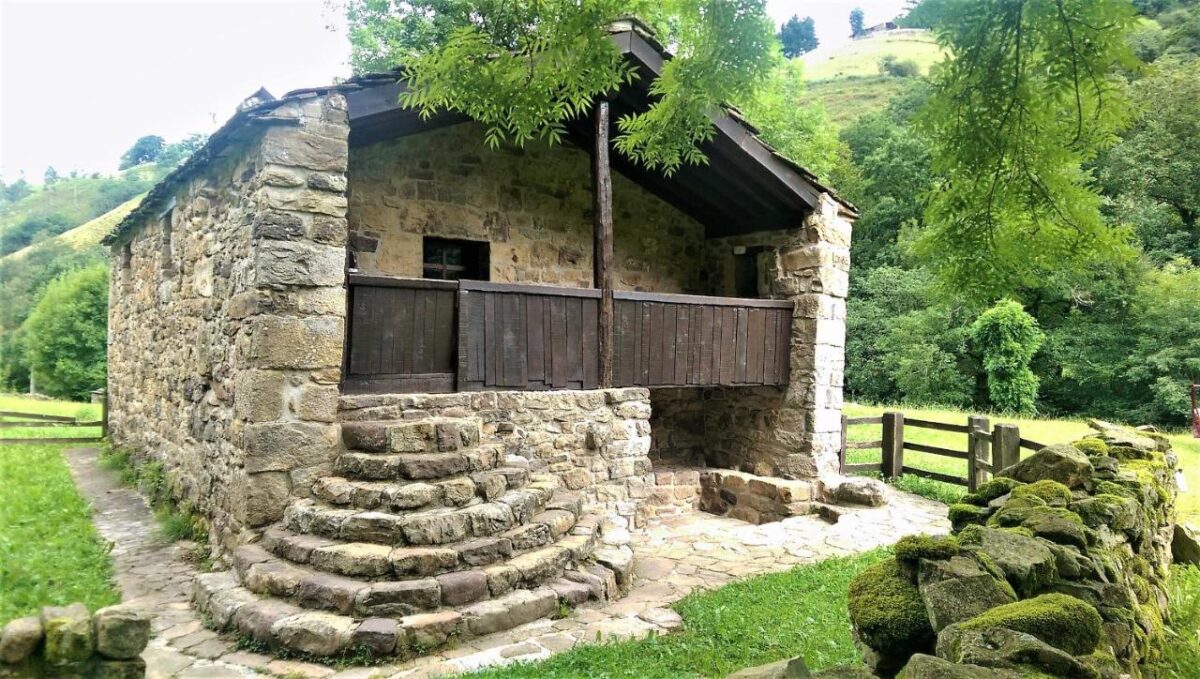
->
[346,123,706,293]
[338,388,655,527]
[107,93,351,549]
[0,603,150,678]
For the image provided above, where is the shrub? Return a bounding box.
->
[847,558,934,656]
[971,300,1044,414]
[879,55,921,77]
[21,265,108,400]
[956,593,1102,656]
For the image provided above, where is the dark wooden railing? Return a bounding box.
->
[344,275,794,394]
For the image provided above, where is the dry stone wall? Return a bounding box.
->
[108,92,351,549]
[0,603,150,678]
[347,123,706,293]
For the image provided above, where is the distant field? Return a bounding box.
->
[802,30,942,81]
[806,76,916,127]
[844,403,1200,522]
[1,194,142,263]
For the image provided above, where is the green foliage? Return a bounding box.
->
[21,265,108,400]
[1,178,32,203]
[971,300,1044,414]
[897,0,953,29]
[1157,565,1200,677]
[894,534,959,563]
[0,442,120,622]
[0,213,72,255]
[100,445,209,544]
[1124,262,1200,422]
[156,133,209,170]
[737,60,844,180]
[118,134,165,170]
[878,55,920,77]
[917,0,1140,302]
[778,14,818,57]
[850,7,866,38]
[467,549,890,676]
[956,593,1103,656]
[351,0,778,176]
[847,557,934,655]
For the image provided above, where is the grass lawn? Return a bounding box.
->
[801,31,942,81]
[465,549,888,678]
[0,393,118,623]
[806,76,916,128]
[842,403,1200,522]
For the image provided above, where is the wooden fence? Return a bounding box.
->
[839,412,1048,492]
[0,399,107,445]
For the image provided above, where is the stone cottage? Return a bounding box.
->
[103,22,855,656]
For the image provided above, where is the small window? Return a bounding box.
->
[734,248,764,297]
[423,237,489,280]
[121,243,132,269]
[160,209,175,271]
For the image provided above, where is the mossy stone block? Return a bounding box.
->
[952,593,1102,656]
[41,604,94,665]
[999,444,1093,489]
[948,505,991,533]
[1010,480,1073,508]
[847,558,935,660]
[961,478,1024,507]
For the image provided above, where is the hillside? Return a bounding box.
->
[807,76,917,128]
[1,195,143,262]
[801,29,942,81]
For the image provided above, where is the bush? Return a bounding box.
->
[21,265,108,400]
[879,55,921,78]
[971,300,1044,414]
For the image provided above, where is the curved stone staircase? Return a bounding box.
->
[194,416,626,658]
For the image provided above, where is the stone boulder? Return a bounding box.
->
[936,594,1102,658]
[936,626,1098,678]
[896,653,1021,678]
[847,558,934,673]
[958,526,1057,598]
[93,605,151,660]
[917,555,1016,632]
[999,445,1093,489]
[822,476,886,507]
[1172,523,1200,565]
[727,656,811,678]
[0,617,42,665]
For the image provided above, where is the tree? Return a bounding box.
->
[971,300,1044,414]
[850,7,865,37]
[119,135,165,170]
[156,133,209,170]
[43,166,59,185]
[916,0,1140,302]
[344,0,778,175]
[779,15,818,57]
[738,60,843,180]
[2,177,31,202]
[21,265,108,400]
[897,0,952,29]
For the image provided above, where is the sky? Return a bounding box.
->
[0,0,908,183]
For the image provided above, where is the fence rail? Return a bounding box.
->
[838,411,1047,492]
[0,398,107,445]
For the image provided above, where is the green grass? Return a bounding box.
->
[801,31,943,82]
[1,194,144,262]
[806,76,917,128]
[0,393,103,441]
[1159,565,1200,677]
[842,403,1200,522]
[464,549,888,678]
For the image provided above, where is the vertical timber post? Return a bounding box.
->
[592,100,614,388]
[993,423,1021,474]
[967,415,990,492]
[838,413,848,473]
[881,411,904,480]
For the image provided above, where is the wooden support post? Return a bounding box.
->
[839,413,848,474]
[101,388,109,440]
[881,411,904,480]
[967,415,990,492]
[592,100,614,388]
[993,423,1021,474]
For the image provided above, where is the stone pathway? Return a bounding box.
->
[66,447,949,678]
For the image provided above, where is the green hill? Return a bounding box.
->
[1,195,143,262]
[807,76,918,128]
[801,30,942,81]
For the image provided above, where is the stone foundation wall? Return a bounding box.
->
[339,388,654,527]
[347,123,706,293]
[0,603,150,677]
[107,93,351,549]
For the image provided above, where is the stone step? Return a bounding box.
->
[195,568,617,658]
[334,444,506,481]
[282,486,567,546]
[341,418,481,454]
[312,467,534,512]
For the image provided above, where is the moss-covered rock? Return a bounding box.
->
[963,527,1057,598]
[848,558,935,661]
[988,495,1049,528]
[896,534,961,564]
[999,444,1094,489]
[1010,480,1073,508]
[948,594,1102,656]
[948,504,992,533]
[961,478,1024,507]
[1072,438,1108,457]
[917,555,1017,632]
[936,625,1098,678]
[897,653,1022,678]
[1019,507,1090,550]
[1070,494,1141,534]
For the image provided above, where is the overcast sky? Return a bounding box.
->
[0,0,907,183]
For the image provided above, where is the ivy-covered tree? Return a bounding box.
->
[344,0,778,175]
[850,7,866,37]
[917,0,1140,303]
[779,15,818,57]
[22,265,108,400]
[971,300,1044,414]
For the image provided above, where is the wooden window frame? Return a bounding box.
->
[422,237,489,281]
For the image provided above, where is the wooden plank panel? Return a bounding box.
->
[348,286,373,374]
[698,306,714,384]
[484,292,497,387]
[662,304,677,385]
[434,289,455,374]
[648,303,663,385]
[775,308,790,384]
[582,298,599,389]
[543,296,554,386]
[550,297,567,388]
[690,305,702,384]
[639,303,651,386]
[747,308,765,384]
[734,308,748,383]
[710,306,723,386]
[500,293,525,387]
[567,296,583,385]
[719,307,736,384]
[762,309,777,386]
[526,296,545,383]
[674,305,690,384]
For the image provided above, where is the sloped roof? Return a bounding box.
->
[105,21,853,245]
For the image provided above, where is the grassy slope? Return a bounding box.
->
[0,194,143,262]
[806,76,915,128]
[801,30,942,81]
[0,166,155,239]
[843,403,1200,522]
[0,394,117,623]
[466,549,888,678]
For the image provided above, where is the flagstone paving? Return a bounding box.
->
[66,447,949,678]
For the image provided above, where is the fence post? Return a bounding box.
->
[881,411,904,480]
[839,413,848,474]
[967,415,990,492]
[101,389,109,441]
[993,423,1021,474]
